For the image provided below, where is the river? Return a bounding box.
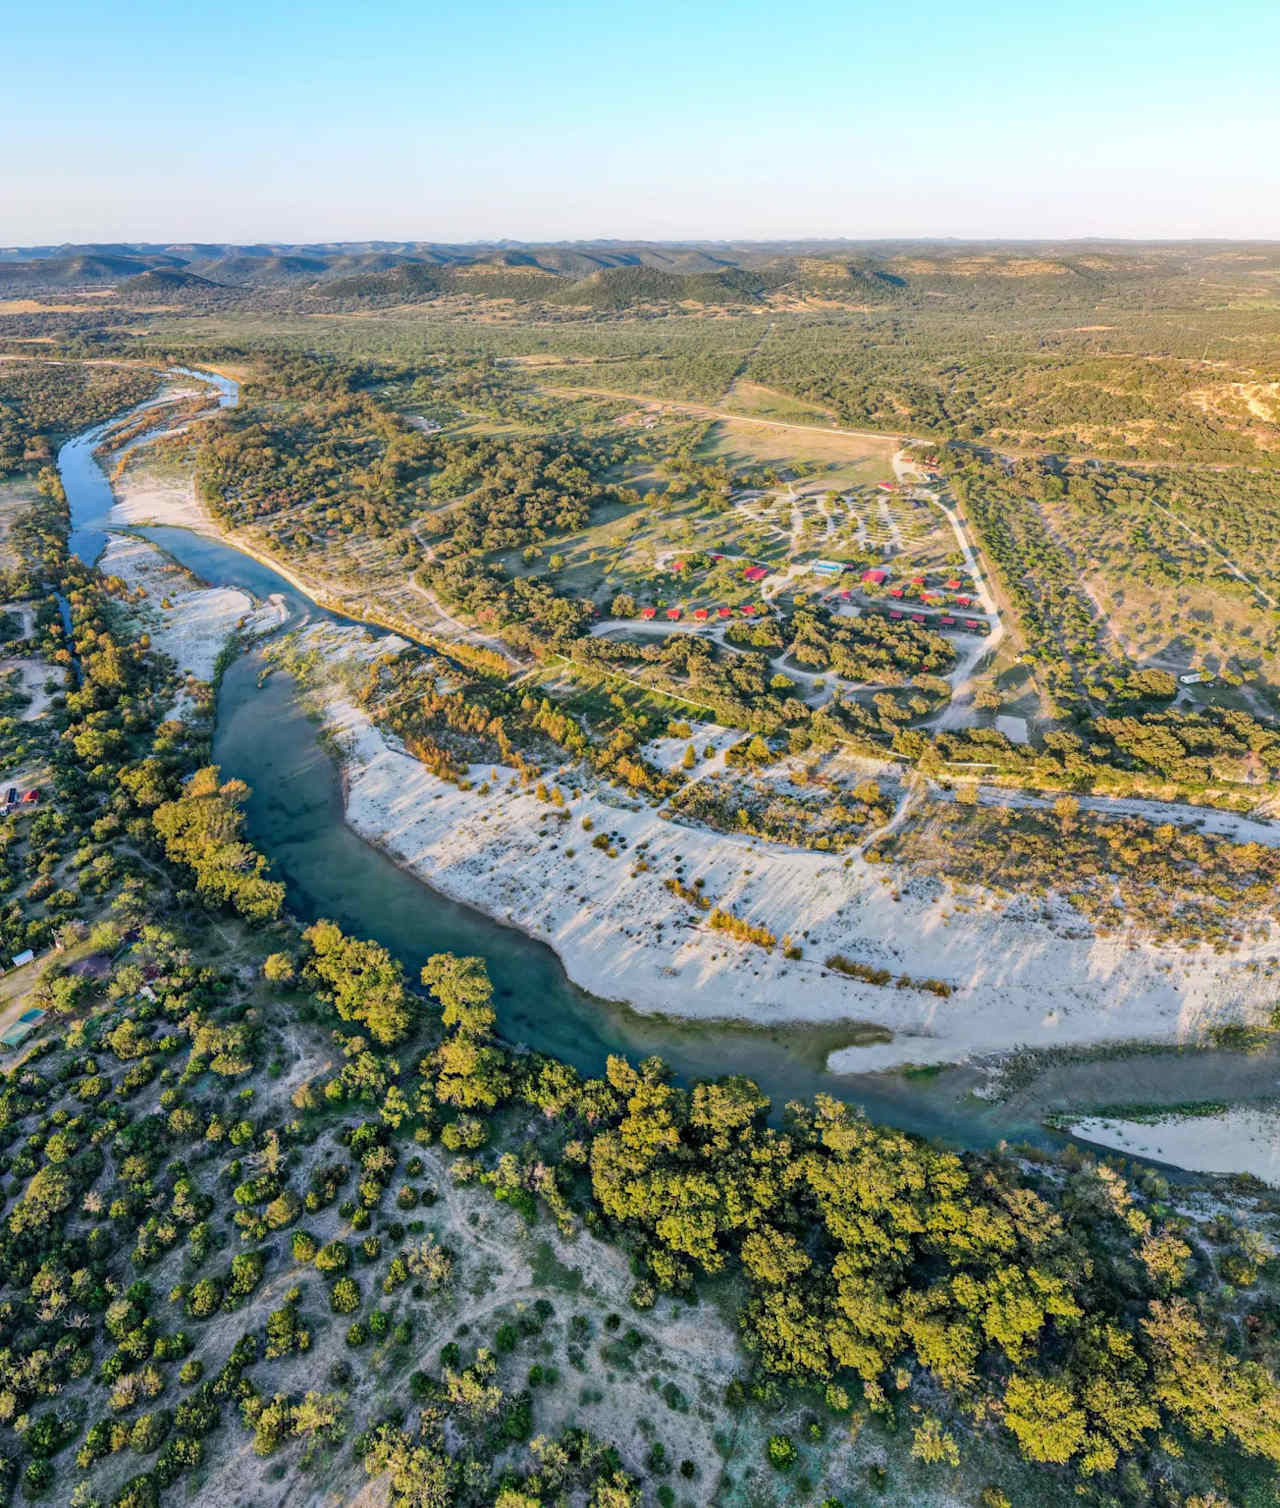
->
[56,368,1064,1148]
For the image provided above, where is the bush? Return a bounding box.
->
[767,1434,797,1470]
[315,1239,349,1273]
[330,1277,360,1314]
[21,1460,53,1499]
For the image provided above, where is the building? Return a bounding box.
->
[911,613,926,624]
[693,608,709,622]
[954,594,972,607]
[740,604,756,616]
[861,568,888,586]
[665,608,682,621]
[743,565,768,582]
[717,606,732,618]
[888,586,904,599]
[945,578,963,591]
[888,609,903,620]
[640,607,656,620]
[939,614,956,626]
[964,618,982,631]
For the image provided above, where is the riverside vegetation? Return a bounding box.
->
[3,255,1280,1505]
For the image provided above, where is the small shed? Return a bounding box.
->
[640,606,657,620]
[717,606,732,618]
[693,608,709,622]
[665,608,682,621]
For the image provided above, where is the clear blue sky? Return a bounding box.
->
[4,0,1278,244]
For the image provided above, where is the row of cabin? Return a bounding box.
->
[642,605,764,623]
[886,609,986,632]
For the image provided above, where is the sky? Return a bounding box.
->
[4,0,1279,245]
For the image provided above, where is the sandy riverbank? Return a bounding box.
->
[298,626,1280,1071]
[99,533,285,703]
[107,464,217,533]
[1069,1108,1280,1186]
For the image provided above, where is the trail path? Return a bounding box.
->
[1147,498,1277,608]
[536,382,905,444]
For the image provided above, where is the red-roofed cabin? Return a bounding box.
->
[21,789,39,804]
[743,565,768,582]
[954,594,972,607]
[672,560,686,572]
[640,606,657,620]
[911,613,926,623]
[888,586,904,599]
[840,589,852,600]
[740,604,756,616]
[861,568,887,585]
[965,618,982,630]
[717,606,732,618]
[665,608,682,621]
[911,576,925,587]
[939,614,956,626]
[878,482,898,492]
[693,608,709,622]
[710,553,725,561]
[888,609,903,620]
[945,578,962,590]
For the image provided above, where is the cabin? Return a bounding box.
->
[964,618,982,631]
[954,594,972,607]
[888,609,904,620]
[743,565,768,582]
[740,604,756,616]
[3,788,15,808]
[10,949,34,969]
[939,614,956,627]
[911,613,926,624]
[672,560,686,573]
[878,482,899,493]
[945,578,962,591]
[710,553,725,562]
[888,586,904,599]
[839,589,852,601]
[693,608,709,622]
[640,606,657,620]
[910,576,925,588]
[20,791,36,806]
[665,608,682,622]
[717,606,732,618]
[861,568,888,586]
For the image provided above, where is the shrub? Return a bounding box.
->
[767,1434,797,1470]
[330,1277,360,1314]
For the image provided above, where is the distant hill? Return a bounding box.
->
[120,268,220,299]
